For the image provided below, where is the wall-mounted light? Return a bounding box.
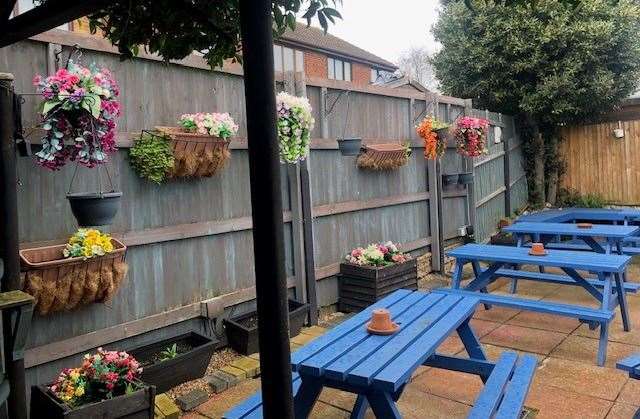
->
[613,121,624,139]
[494,126,502,144]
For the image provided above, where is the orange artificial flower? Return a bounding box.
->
[416,117,444,160]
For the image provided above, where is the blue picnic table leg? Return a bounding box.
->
[350,395,368,419]
[457,318,490,383]
[597,273,613,367]
[615,272,631,332]
[471,261,492,310]
[510,235,524,294]
[365,390,401,419]
[293,377,323,418]
[452,260,466,289]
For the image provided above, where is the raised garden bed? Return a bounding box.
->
[30,383,155,419]
[338,259,418,313]
[224,299,309,355]
[129,331,217,394]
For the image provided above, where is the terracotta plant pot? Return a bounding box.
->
[529,242,547,256]
[67,191,122,227]
[366,308,399,335]
[337,137,362,156]
[577,222,593,229]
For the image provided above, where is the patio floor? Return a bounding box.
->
[184,261,640,419]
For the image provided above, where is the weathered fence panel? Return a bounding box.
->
[560,119,640,204]
[0,31,526,388]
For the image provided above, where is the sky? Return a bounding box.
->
[310,0,442,64]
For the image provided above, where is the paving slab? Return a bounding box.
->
[317,387,357,412]
[507,310,581,333]
[196,378,262,418]
[410,367,483,405]
[220,365,247,381]
[385,385,471,419]
[155,393,180,419]
[301,325,328,336]
[472,306,520,323]
[290,332,317,346]
[436,335,465,355]
[468,318,502,338]
[176,389,209,411]
[550,335,640,369]
[524,381,613,419]
[534,357,627,401]
[478,343,546,363]
[606,403,640,419]
[230,356,261,378]
[617,378,640,406]
[481,323,567,355]
[205,373,228,394]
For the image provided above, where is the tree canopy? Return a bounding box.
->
[84,0,341,69]
[431,0,640,204]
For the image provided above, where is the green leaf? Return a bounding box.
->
[42,101,60,115]
[84,94,102,118]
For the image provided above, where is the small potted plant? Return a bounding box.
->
[224,299,309,355]
[33,60,123,226]
[454,116,489,157]
[30,348,154,418]
[339,242,417,312]
[128,332,217,393]
[337,137,362,156]
[20,228,128,315]
[276,92,315,164]
[155,112,239,178]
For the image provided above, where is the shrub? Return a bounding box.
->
[557,188,606,208]
[129,131,174,184]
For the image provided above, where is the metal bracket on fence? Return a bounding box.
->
[323,90,348,117]
[412,100,428,124]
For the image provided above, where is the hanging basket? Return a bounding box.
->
[156,127,231,178]
[67,191,122,227]
[356,144,410,171]
[20,239,128,315]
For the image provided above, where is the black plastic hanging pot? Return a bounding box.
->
[67,191,122,227]
[337,137,362,156]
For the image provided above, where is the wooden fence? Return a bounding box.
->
[0,29,526,386]
[560,118,640,205]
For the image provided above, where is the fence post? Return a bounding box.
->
[0,73,28,419]
[464,99,477,240]
[292,71,318,325]
[426,92,443,272]
[501,113,512,217]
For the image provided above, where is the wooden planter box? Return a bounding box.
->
[224,299,309,355]
[338,259,418,313]
[129,332,217,394]
[156,126,231,178]
[20,238,128,315]
[30,383,155,419]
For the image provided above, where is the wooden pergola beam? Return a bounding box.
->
[0,0,111,47]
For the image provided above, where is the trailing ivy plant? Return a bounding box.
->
[129,132,175,184]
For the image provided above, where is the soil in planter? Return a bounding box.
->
[137,339,195,368]
[236,315,259,329]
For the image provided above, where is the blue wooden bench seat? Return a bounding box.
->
[494,268,640,293]
[616,353,640,379]
[224,353,537,419]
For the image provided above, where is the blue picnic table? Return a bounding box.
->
[224,289,537,418]
[446,244,632,366]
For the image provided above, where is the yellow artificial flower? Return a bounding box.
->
[74,386,85,397]
[69,370,80,381]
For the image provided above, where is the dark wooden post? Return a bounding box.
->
[0,73,28,419]
[426,92,443,272]
[502,114,512,216]
[238,3,294,418]
[463,99,476,238]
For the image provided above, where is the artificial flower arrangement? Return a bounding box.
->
[178,112,239,139]
[276,92,315,164]
[454,116,489,157]
[33,61,121,170]
[345,241,411,267]
[63,228,115,259]
[416,117,451,160]
[49,348,142,407]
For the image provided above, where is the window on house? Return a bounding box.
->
[370,68,394,84]
[273,45,304,73]
[328,57,352,81]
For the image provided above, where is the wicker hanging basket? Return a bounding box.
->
[356,144,410,171]
[20,239,128,315]
[156,126,231,178]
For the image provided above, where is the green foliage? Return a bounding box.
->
[557,188,607,208]
[432,0,640,126]
[159,344,178,362]
[84,1,341,69]
[129,132,174,184]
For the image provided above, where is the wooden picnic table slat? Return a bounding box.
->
[322,292,446,381]
[503,222,639,238]
[291,289,412,369]
[369,296,480,392]
[616,354,640,372]
[298,291,430,377]
[447,244,630,273]
[494,355,537,419]
[517,208,640,223]
[467,352,518,418]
